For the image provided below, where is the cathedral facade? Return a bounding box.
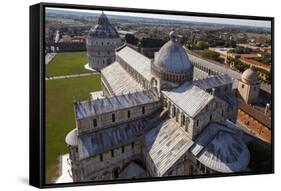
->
[66,31,250,182]
[86,12,122,70]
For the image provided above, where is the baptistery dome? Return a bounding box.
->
[151,31,193,82]
[86,12,122,70]
[88,12,119,38]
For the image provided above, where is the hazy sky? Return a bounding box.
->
[46,7,271,28]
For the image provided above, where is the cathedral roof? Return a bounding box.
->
[193,74,233,91]
[161,82,214,118]
[191,121,250,173]
[101,61,143,95]
[116,45,152,81]
[78,119,147,160]
[153,31,192,74]
[88,12,119,38]
[78,111,162,160]
[144,118,193,176]
[75,90,159,120]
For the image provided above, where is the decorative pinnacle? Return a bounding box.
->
[169,31,177,42]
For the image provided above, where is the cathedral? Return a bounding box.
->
[66,28,250,181]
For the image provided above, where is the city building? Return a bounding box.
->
[238,65,260,104]
[65,31,251,182]
[239,56,271,73]
[86,12,122,70]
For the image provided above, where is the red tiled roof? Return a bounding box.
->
[238,98,271,129]
[239,56,271,71]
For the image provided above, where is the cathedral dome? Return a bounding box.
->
[88,12,119,38]
[152,31,193,82]
[241,65,259,84]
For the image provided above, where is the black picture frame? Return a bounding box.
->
[30,2,274,188]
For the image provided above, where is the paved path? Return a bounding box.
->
[45,72,98,80]
[45,53,57,65]
[56,154,73,183]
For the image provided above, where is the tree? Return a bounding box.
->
[201,50,220,61]
[194,40,209,50]
[140,38,166,48]
[125,34,139,46]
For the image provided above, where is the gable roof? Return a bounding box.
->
[117,46,152,81]
[161,82,214,118]
[101,61,143,95]
[78,119,147,160]
[193,74,233,91]
[75,90,159,119]
[144,118,193,176]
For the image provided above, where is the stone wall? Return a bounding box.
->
[87,37,122,70]
[55,42,86,52]
[74,141,144,181]
[162,96,228,140]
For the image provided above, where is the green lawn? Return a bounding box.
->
[45,75,101,183]
[46,51,93,77]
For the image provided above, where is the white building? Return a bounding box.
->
[86,12,122,70]
[238,65,260,104]
[66,31,250,182]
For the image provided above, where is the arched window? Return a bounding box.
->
[112,113,115,122]
[113,167,120,178]
[93,118,97,127]
[182,115,186,126]
[131,142,135,149]
[186,118,190,132]
[107,58,112,65]
[142,106,145,114]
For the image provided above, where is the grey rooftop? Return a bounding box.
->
[117,46,152,81]
[78,119,148,160]
[193,74,233,91]
[101,61,143,95]
[191,122,250,173]
[144,118,193,176]
[162,82,214,118]
[75,90,159,120]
